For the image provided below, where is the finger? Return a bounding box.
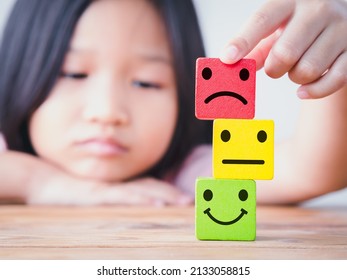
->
[289,23,347,85]
[220,0,294,64]
[94,186,155,206]
[134,180,193,206]
[111,178,192,206]
[27,181,98,206]
[264,6,327,79]
[246,30,281,70]
[297,51,347,99]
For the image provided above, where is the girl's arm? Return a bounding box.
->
[0,151,44,203]
[257,86,347,204]
[0,151,191,206]
[219,0,347,204]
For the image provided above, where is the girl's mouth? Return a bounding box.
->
[75,138,128,157]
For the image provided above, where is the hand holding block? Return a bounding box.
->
[195,58,256,120]
[196,178,256,241]
[213,119,274,180]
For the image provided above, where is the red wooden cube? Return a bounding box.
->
[195,58,256,120]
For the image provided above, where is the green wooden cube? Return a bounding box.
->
[196,177,256,241]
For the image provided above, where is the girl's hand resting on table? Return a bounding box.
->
[0,151,192,206]
[27,168,192,206]
[221,0,347,99]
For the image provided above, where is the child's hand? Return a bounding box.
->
[27,173,192,207]
[220,0,347,99]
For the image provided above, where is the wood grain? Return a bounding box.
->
[0,205,346,259]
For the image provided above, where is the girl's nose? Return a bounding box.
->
[82,80,130,126]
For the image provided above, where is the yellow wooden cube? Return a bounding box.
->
[213,119,274,180]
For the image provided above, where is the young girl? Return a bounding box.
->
[1,0,347,206]
[0,0,212,205]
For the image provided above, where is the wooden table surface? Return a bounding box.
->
[0,205,346,259]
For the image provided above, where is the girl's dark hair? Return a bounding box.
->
[0,0,92,154]
[0,0,211,178]
[146,0,212,178]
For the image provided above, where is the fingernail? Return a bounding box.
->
[220,45,239,63]
[297,90,311,99]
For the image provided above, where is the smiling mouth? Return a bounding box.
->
[204,208,248,225]
[204,91,248,105]
[222,159,265,165]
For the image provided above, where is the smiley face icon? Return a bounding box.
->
[195,58,256,120]
[196,178,256,241]
[213,119,274,180]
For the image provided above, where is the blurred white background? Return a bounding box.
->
[0,0,346,207]
[0,0,14,40]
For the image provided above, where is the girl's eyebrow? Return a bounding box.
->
[137,51,172,65]
[65,47,172,66]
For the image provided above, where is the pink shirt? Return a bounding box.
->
[0,133,6,152]
[165,144,212,196]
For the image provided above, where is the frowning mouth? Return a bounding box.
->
[204,208,248,225]
[204,91,248,105]
[222,159,265,165]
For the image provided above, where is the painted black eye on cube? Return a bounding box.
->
[257,130,267,143]
[238,189,248,201]
[239,68,249,81]
[221,130,231,142]
[202,67,212,80]
[203,189,213,201]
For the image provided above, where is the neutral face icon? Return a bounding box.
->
[213,119,274,180]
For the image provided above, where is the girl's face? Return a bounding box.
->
[29,0,178,181]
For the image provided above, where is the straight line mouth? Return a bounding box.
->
[222,159,265,165]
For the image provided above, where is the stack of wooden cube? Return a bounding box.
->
[195,58,274,241]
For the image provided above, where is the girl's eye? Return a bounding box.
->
[132,80,161,89]
[61,72,88,79]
